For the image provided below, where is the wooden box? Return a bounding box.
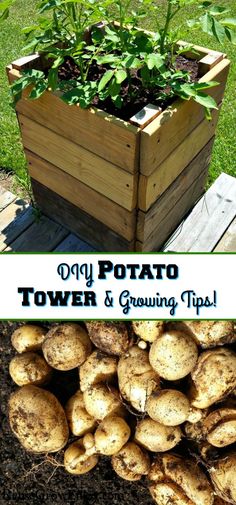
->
[7,44,230,251]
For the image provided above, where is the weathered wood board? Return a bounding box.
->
[138,110,219,211]
[163,173,236,252]
[19,115,138,211]
[27,151,136,241]
[137,138,214,244]
[31,180,135,251]
[0,206,35,251]
[54,234,95,252]
[5,215,68,252]
[136,165,208,251]
[214,217,236,252]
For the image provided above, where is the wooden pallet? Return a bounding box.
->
[0,185,95,252]
[0,173,235,252]
[163,173,236,252]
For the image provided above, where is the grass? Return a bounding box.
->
[0,0,235,189]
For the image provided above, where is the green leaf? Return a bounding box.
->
[115,69,127,84]
[221,17,236,28]
[225,27,236,44]
[28,80,48,100]
[200,12,213,35]
[212,17,226,43]
[146,53,164,70]
[98,69,114,92]
[194,93,218,109]
[48,68,58,90]
[208,5,229,16]
[0,7,9,20]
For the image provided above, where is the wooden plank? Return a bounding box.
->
[31,179,135,252]
[0,206,35,251]
[8,69,140,174]
[214,217,236,252]
[11,54,42,70]
[177,40,225,60]
[137,138,214,243]
[18,114,138,211]
[138,108,219,211]
[198,52,224,76]
[0,189,16,211]
[0,198,30,232]
[130,104,161,128]
[5,215,68,252]
[140,58,230,176]
[27,151,136,241]
[137,165,208,251]
[54,234,95,252]
[163,173,236,252]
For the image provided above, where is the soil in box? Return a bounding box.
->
[7,44,230,251]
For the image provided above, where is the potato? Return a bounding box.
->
[190,348,236,408]
[118,346,160,412]
[11,324,46,353]
[132,321,164,343]
[135,417,182,452]
[187,406,207,424]
[64,439,99,475]
[184,409,209,442]
[209,453,236,504]
[112,442,150,481]
[83,383,125,421]
[184,321,236,348]
[9,385,69,453]
[148,454,214,505]
[146,389,190,426]
[79,351,117,392]
[65,390,96,436]
[42,323,92,371]
[94,415,130,455]
[203,407,236,447]
[9,352,52,387]
[149,329,198,380]
[85,321,129,356]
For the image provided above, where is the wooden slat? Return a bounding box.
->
[0,198,30,232]
[8,68,139,174]
[198,52,224,76]
[0,206,36,251]
[0,188,16,211]
[18,114,138,211]
[163,173,236,252]
[137,138,214,243]
[138,108,219,211]
[140,58,230,176]
[137,165,208,251]
[11,54,42,70]
[27,151,136,241]
[5,215,68,252]
[214,217,236,252]
[31,179,135,251]
[54,234,95,252]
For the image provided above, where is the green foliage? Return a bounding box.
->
[2,0,236,115]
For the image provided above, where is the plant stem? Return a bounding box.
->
[160,0,173,54]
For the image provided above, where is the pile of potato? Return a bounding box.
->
[8,321,236,505]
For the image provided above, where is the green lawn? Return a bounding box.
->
[0,0,235,189]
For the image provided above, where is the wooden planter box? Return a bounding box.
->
[7,43,230,251]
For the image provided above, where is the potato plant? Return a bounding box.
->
[7,320,236,505]
[2,0,236,118]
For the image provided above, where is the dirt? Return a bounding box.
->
[58,56,199,122]
[0,322,153,505]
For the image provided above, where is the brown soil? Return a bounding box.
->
[58,56,199,122]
